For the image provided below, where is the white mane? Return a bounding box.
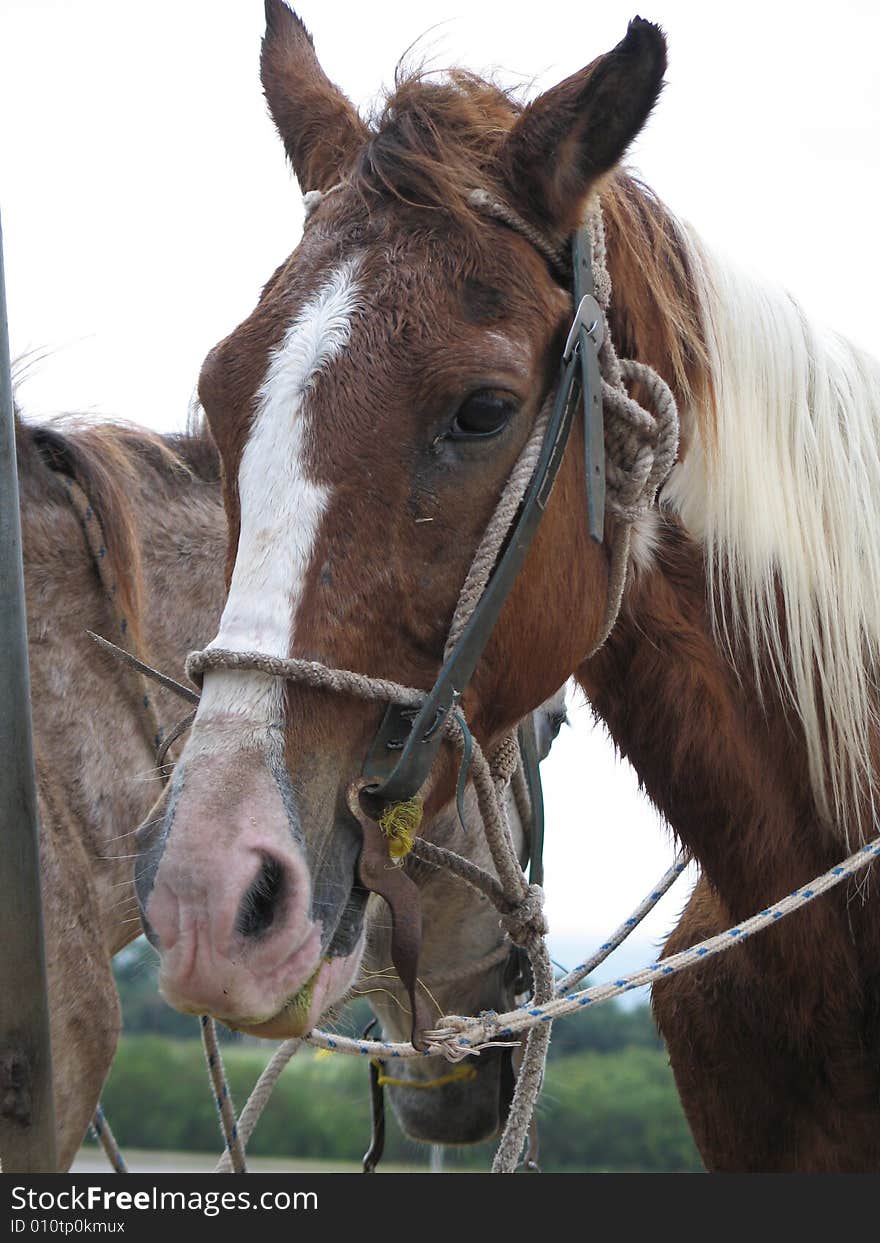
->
[665,230,880,843]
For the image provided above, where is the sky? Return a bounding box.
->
[2,0,879,992]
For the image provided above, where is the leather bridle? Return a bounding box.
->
[355,204,606,1063]
[361,216,606,810]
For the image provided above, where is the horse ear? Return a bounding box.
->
[500,18,667,237]
[261,0,369,191]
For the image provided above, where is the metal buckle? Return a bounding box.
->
[562,293,604,362]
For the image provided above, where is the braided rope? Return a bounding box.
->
[214,1039,301,1173]
[466,189,568,273]
[292,830,880,1062]
[447,406,550,658]
[554,851,691,995]
[90,1105,128,1175]
[409,837,507,907]
[487,732,522,789]
[200,1015,247,1173]
[187,647,425,706]
[427,833,880,1049]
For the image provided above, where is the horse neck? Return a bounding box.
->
[584,176,880,899]
[580,518,854,931]
[131,462,228,702]
[18,425,227,954]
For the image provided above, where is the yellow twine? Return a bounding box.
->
[372,1061,477,1091]
[378,797,423,862]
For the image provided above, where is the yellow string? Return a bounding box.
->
[378,796,423,861]
[373,1061,477,1091]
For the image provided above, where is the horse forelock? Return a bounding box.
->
[352,68,522,224]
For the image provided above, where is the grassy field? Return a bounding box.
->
[73,1147,429,1174]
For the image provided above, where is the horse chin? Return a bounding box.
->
[227,940,364,1039]
[387,1047,516,1146]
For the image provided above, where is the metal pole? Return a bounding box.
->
[0,212,57,1172]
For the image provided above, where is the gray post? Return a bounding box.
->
[0,213,57,1172]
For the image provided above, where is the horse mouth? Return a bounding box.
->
[386,1046,517,1145]
[227,938,365,1038]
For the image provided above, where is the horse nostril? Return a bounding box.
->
[235,853,286,938]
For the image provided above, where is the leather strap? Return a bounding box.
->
[362,224,603,806]
[517,714,546,888]
[356,816,432,1051]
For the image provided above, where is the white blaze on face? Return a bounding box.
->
[192,260,361,755]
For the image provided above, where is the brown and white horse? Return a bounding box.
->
[132,3,880,1170]
[13,410,552,1163]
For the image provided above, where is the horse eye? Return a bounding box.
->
[450,391,515,439]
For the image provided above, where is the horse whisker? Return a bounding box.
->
[105,894,138,911]
[101,826,144,844]
[416,976,443,1017]
[351,986,409,1015]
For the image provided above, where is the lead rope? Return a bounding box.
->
[92,629,880,1165]
[80,622,880,1173]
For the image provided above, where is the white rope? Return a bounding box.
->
[214,1040,301,1173]
[200,1015,247,1173]
[554,851,691,995]
[428,832,880,1049]
[289,830,879,1059]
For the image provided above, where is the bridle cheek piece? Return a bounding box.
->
[361,219,606,810]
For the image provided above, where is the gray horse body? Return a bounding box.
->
[14,421,227,1166]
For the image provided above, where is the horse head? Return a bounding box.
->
[134,1,667,1036]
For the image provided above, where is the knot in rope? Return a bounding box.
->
[582,198,680,524]
[500,883,547,949]
[603,361,679,522]
[479,1009,502,1042]
[488,732,521,790]
[464,186,680,578]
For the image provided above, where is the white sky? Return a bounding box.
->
[2,1,879,987]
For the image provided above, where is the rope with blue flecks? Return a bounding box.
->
[90,1105,128,1174]
[201,1016,247,1173]
[213,838,691,1171]
[217,831,879,1165]
[297,831,880,1058]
